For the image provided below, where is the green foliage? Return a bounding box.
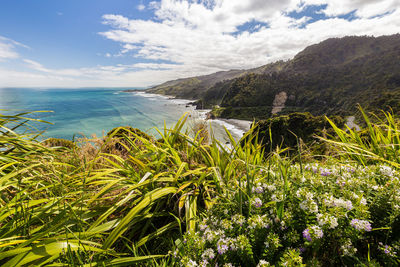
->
[147,77,203,99]
[177,160,400,266]
[210,105,273,120]
[42,137,77,149]
[0,111,264,265]
[147,69,246,100]
[251,112,345,155]
[107,126,152,140]
[2,108,400,266]
[105,126,154,153]
[323,106,400,168]
[0,112,186,265]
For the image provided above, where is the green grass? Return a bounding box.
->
[1,109,400,266]
[323,106,400,167]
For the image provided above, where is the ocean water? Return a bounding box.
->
[0,88,198,140]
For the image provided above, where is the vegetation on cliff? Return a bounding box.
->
[209,35,400,120]
[146,70,246,100]
[251,112,345,155]
[147,34,400,121]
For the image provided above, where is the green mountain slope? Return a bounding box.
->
[146,34,400,120]
[145,59,286,100]
[146,69,246,99]
[206,34,400,120]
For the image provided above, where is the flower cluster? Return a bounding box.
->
[323,195,353,210]
[316,213,338,229]
[217,240,229,255]
[350,219,372,232]
[247,214,271,229]
[201,248,215,260]
[378,242,398,258]
[256,260,271,267]
[252,197,262,208]
[176,162,398,266]
[299,199,319,213]
[341,239,357,256]
[303,225,323,242]
[380,165,394,177]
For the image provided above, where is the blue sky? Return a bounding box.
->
[0,0,399,87]
[0,0,155,69]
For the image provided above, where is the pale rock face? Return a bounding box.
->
[345,116,361,131]
[271,91,287,114]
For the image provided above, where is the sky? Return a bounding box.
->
[0,0,399,88]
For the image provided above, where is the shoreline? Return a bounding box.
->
[128,91,252,141]
[207,118,252,141]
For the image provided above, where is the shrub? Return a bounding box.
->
[176,162,400,266]
[42,137,76,149]
[105,126,154,153]
[251,112,345,155]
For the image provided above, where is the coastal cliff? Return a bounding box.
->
[147,34,400,121]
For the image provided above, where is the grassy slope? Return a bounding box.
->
[1,108,400,266]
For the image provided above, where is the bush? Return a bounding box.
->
[251,112,345,155]
[42,137,76,149]
[106,126,152,140]
[176,162,400,266]
[105,126,154,153]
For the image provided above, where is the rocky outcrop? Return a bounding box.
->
[271,91,288,115]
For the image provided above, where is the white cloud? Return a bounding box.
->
[0,36,26,61]
[100,0,400,76]
[121,44,140,54]
[148,1,161,10]
[303,0,400,17]
[137,4,146,11]
[0,58,195,88]
[1,0,400,88]
[23,59,83,76]
[0,62,205,88]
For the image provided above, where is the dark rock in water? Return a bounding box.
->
[206,112,215,120]
[194,100,205,110]
[122,89,146,93]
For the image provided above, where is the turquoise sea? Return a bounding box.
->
[0,88,197,140]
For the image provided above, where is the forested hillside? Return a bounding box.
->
[146,59,287,100]
[206,34,400,120]
[147,34,400,120]
[146,69,246,99]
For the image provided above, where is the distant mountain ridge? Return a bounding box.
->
[146,69,246,99]
[146,59,286,99]
[147,34,400,120]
